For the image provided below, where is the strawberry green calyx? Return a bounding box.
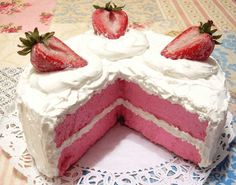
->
[17,27,55,56]
[93,1,125,11]
[199,20,222,45]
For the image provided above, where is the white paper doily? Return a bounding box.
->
[0,67,235,185]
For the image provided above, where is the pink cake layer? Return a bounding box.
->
[58,105,122,176]
[58,105,201,175]
[55,80,208,148]
[55,80,123,147]
[121,80,208,140]
[122,107,201,164]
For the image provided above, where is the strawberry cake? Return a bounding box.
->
[16,2,229,178]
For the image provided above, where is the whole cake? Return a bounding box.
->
[16,2,229,177]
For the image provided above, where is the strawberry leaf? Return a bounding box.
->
[214,40,221,45]
[42,32,55,41]
[25,32,35,42]
[93,5,102,9]
[210,29,217,34]
[17,44,25,48]
[17,27,55,56]
[212,35,222,40]
[17,47,31,55]
[199,20,222,44]
[93,1,125,11]
[19,37,32,47]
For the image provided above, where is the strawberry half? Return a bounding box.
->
[161,20,222,61]
[92,1,128,39]
[17,28,87,72]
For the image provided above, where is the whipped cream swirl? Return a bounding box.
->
[29,56,102,94]
[145,55,219,80]
[144,32,219,80]
[85,29,149,61]
[19,52,104,116]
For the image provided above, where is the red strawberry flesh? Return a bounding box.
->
[164,27,199,53]
[31,36,87,72]
[161,20,221,61]
[92,3,128,39]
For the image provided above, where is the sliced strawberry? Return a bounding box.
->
[31,36,86,72]
[161,20,221,61]
[18,28,87,72]
[92,2,128,39]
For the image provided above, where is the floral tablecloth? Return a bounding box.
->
[0,0,236,185]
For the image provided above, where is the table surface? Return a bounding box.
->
[0,0,236,184]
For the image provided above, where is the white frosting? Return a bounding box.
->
[16,29,229,177]
[144,32,219,80]
[144,54,219,80]
[19,52,105,117]
[85,29,149,61]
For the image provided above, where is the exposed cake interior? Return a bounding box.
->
[56,79,206,175]
[58,105,122,175]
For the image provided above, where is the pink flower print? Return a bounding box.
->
[40,12,53,25]
[129,22,150,30]
[0,1,31,15]
[0,23,22,33]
